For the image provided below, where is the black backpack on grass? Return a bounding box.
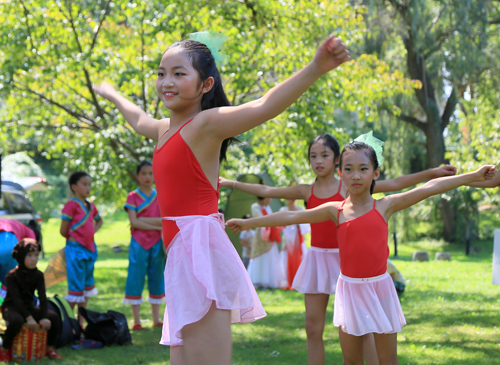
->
[47,295,82,348]
[78,307,132,346]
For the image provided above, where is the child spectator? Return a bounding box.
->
[60,172,102,326]
[123,161,165,330]
[0,239,62,361]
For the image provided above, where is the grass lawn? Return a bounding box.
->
[28,212,500,364]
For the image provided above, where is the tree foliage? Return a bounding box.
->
[0,0,416,211]
[353,0,500,241]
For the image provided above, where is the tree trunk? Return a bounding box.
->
[423,98,456,241]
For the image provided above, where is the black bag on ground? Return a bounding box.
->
[47,294,82,348]
[79,307,132,346]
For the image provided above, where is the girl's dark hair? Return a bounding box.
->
[339,141,379,195]
[168,40,237,162]
[136,160,152,174]
[68,172,89,193]
[308,134,341,166]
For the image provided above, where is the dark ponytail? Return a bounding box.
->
[168,40,238,162]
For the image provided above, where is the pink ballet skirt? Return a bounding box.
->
[159,213,266,347]
[291,247,340,295]
[333,272,406,336]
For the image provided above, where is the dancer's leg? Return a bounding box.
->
[304,293,330,365]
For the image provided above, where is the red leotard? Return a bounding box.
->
[307,181,344,249]
[336,200,389,278]
[152,119,219,249]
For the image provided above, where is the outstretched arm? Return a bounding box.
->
[219,177,309,200]
[226,202,338,233]
[93,82,166,140]
[467,170,500,188]
[203,35,350,140]
[375,165,457,193]
[385,165,496,218]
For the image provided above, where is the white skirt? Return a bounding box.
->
[333,272,406,336]
[160,214,266,347]
[247,244,287,289]
[292,247,340,295]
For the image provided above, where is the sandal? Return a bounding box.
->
[47,349,62,359]
[132,324,143,330]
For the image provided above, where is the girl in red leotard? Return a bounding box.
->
[95,31,350,365]
[227,139,495,364]
[220,134,456,365]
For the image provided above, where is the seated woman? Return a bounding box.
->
[0,238,62,361]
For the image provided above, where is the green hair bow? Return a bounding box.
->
[354,131,385,166]
[188,30,229,66]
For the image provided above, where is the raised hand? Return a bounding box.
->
[474,165,496,181]
[93,81,119,101]
[432,165,457,178]
[312,35,351,74]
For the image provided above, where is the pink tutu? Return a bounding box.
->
[159,214,266,347]
[333,272,406,336]
[292,247,340,294]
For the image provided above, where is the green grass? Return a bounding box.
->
[26,214,500,364]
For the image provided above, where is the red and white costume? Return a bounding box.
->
[334,200,406,335]
[153,119,266,347]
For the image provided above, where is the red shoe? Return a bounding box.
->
[154,321,163,327]
[47,349,62,359]
[132,324,143,330]
[0,348,11,362]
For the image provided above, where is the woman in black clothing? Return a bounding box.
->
[0,238,62,361]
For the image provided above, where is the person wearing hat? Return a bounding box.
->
[0,238,62,361]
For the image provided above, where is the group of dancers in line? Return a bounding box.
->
[90,29,498,365]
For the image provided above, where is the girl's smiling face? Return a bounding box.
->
[340,150,380,194]
[156,48,204,110]
[309,141,338,177]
